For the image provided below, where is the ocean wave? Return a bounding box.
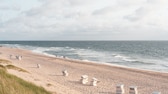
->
[1,42,168,72]
[113,54,137,62]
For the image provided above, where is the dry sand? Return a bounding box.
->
[0,47,168,94]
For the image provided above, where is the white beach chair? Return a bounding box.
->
[116,84,125,94]
[62,70,68,76]
[37,64,41,68]
[18,56,22,60]
[15,55,21,60]
[91,77,99,86]
[129,86,138,94]
[80,75,88,84]
[16,56,18,60]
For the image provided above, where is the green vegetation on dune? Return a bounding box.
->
[0,68,51,94]
[0,58,52,94]
[6,65,29,73]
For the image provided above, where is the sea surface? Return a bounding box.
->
[1,41,168,72]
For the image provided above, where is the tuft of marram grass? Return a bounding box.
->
[6,65,29,73]
[0,58,28,73]
[0,59,11,64]
[0,65,6,71]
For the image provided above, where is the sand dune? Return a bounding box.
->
[0,47,168,94]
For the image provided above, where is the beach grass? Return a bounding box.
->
[6,65,29,73]
[0,65,6,71]
[0,59,11,64]
[0,67,52,94]
[0,58,52,94]
[0,58,28,73]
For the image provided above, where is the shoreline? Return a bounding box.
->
[24,45,168,74]
[37,51,168,74]
[1,46,168,94]
[2,43,168,73]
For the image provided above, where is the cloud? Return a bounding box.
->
[123,0,168,31]
[123,7,148,21]
[0,5,20,11]
[0,0,168,40]
[0,0,20,11]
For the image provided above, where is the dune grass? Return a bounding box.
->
[6,65,29,73]
[0,64,29,73]
[0,65,6,71]
[0,59,11,64]
[0,58,28,73]
[0,68,52,94]
[0,58,52,94]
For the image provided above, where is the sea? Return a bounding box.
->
[0,41,168,72]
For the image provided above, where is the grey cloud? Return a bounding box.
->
[92,6,114,15]
[124,0,168,22]
[117,0,146,7]
[1,0,168,40]
[24,8,43,16]
[0,5,20,11]
[147,0,160,4]
[124,7,147,21]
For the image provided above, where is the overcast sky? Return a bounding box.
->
[0,0,168,40]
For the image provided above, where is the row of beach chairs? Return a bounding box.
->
[10,54,22,60]
[10,55,161,94]
[116,84,161,94]
[37,64,161,94]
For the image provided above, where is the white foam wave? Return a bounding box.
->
[2,43,168,72]
[42,52,56,57]
[113,54,137,62]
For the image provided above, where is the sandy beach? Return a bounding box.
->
[0,46,168,94]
